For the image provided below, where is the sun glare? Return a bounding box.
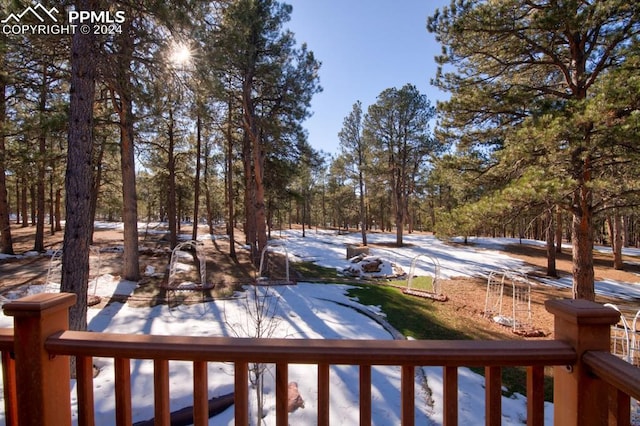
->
[169,42,192,66]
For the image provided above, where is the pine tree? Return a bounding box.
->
[62,0,98,331]
[0,38,13,254]
[213,0,321,263]
[364,84,438,246]
[339,101,369,246]
[428,0,640,300]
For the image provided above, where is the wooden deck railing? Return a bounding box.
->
[0,293,638,425]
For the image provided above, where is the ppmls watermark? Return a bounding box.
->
[2,3,125,36]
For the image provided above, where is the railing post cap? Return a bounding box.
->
[3,293,77,318]
[545,298,620,325]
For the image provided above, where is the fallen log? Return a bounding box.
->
[402,288,448,302]
[133,392,234,426]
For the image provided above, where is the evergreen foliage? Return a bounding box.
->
[427,0,640,299]
[2,0,640,325]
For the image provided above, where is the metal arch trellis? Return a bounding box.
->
[604,303,632,363]
[604,304,640,423]
[167,240,209,290]
[401,254,447,301]
[604,303,640,367]
[87,246,102,305]
[45,247,102,304]
[255,241,295,286]
[164,240,214,309]
[45,248,63,293]
[510,271,532,334]
[484,270,505,321]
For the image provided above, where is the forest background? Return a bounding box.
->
[0,0,639,330]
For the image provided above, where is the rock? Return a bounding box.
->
[288,381,305,413]
[346,245,369,259]
[361,258,382,273]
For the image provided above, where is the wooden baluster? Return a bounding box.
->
[235,362,249,426]
[610,387,631,426]
[193,361,208,426]
[444,366,458,426]
[276,362,288,426]
[154,359,170,426]
[401,365,415,426]
[114,357,132,426]
[318,363,330,426]
[526,365,544,426]
[76,355,95,426]
[360,364,371,426]
[485,366,501,426]
[1,349,18,426]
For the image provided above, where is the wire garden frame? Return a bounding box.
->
[164,240,214,305]
[402,254,447,301]
[45,246,102,305]
[484,270,534,335]
[45,248,63,293]
[604,304,640,423]
[604,303,640,367]
[255,241,295,286]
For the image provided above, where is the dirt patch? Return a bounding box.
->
[429,276,562,338]
[0,223,256,307]
[434,240,639,337]
[499,242,640,284]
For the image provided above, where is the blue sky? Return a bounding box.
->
[285,0,451,156]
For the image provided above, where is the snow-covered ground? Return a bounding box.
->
[281,229,640,300]
[0,225,639,425]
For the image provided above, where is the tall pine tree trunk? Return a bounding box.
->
[394,176,404,246]
[89,134,106,243]
[20,177,27,227]
[34,64,48,252]
[54,188,61,232]
[359,168,367,246]
[555,205,563,254]
[545,208,557,277]
[167,107,177,249]
[571,156,595,301]
[62,1,97,331]
[243,131,257,261]
[120,109,140,280]
[192,109,201,241]
[30,184,35,225]
[203,142,213,235]
[242,71,260,263]
[571,207,594,300]
[607,212,624,270]
[225,98,236,259]
[395,198,404,246]
[110,17,139,281]
[0,69,13,254]
[48,177,53,234]
[252,130,267,259]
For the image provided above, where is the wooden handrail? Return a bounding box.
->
[2,295,635,426]
[583,351,640,400]
[42,331,575,426]
[0,328,14,351]
[46,330,576,366]
[0,329,17,426]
